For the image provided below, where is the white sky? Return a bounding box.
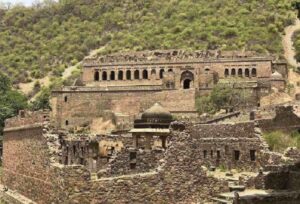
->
[1,0,42,6]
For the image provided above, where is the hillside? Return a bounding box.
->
[0,0,296,87]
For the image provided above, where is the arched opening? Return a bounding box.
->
[225,69,229,77]
[102,71,107,81]
[110,71,115,80]
[159,69,164,79]
[180,70,194,89]
[94,71,99,81]
[126,70,131,80]
[134,70,140,79]
[245,69,250,77]
[142,69,148,79]
[183,79,192,89]
[65,120,69,126]
[252,68,257,77]
[168,68,173,72]
[231,69,236,76]
[151,69,156,75]
[64,96,68,102]
[238,68,243,77]
[118,70,123,80]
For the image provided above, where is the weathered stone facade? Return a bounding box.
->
[51,50,287,132]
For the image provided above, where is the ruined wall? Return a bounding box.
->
[2,112,60,204]
[51,88,196,130]
[190,122,269,170]
[257,105,300,133]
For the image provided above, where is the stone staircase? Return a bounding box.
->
[210,173,246,204]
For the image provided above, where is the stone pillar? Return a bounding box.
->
[131,69,134,80]
[133,134,140,148]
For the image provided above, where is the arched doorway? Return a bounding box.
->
[180,71,194,89]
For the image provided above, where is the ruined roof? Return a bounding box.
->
[83,49,271,65]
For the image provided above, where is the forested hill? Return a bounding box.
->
[0,0,297,84]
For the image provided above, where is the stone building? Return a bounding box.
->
[51,50,288,132]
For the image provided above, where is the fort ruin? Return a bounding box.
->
[1,50,300,204]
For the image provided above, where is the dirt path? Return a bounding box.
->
[282,18,300,96]
[18,46,105,97]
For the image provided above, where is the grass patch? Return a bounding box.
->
[263,131,300,153]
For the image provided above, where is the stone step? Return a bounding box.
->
[210,197,232,204]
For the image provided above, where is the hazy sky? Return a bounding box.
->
[2,0,39,6]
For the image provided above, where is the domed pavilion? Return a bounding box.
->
[130,103,173,150]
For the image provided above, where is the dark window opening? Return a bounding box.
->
[159,69,164,79]
[211,150,214,158]
[126,70,131,80]
[118,71,123,80]
[64,156,68,165]
[129,152,137,160]
[225,69,229,77]
[168,68,173,72]
[130,163,136,169]
[134,70,140,79]
[250,150,256,161]
[102,71,107,80]
[65,120,69,126]
[231,69,236,76]
[64,96,68,102]
[142,69,148,79]
[110,71,115,80]
[252,68,257,77]
[80,158,84,165]
[238,69,243,77]
[94,71,99,81]
[203,150,207,158]
[245,69,250,77]
[183,79,192,89]
[73,145,76,156]
[217,150,221,159]
[234,150,240,161]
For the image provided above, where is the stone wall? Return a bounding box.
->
[2,125,59,203]
[51,88,196,130]
[189,122,269,170]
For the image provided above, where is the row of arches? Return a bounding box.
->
[94,69,173,81]
[224,68,257,78]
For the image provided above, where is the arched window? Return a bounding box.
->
[118,70,123,80]
[245,69,250,77]
[102,71,107,81]
[65,120,69,126]
[238,68,243,77]
[94,71,99,81]
[142,69,148,79]
[64,96,68,102]
[225,69,229,77]
[231,69,236,76]
[134,70,139,79]
[126,70,131,80]
[110,71,115,80]
[159,69,164,79]
[252,68,257,77]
